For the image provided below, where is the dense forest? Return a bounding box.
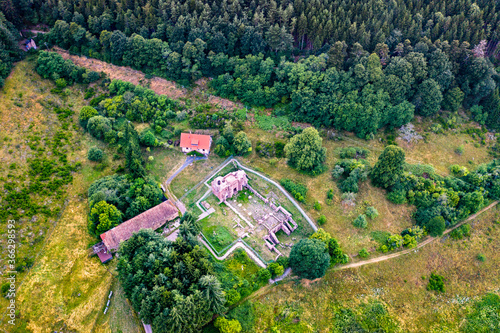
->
[7,0,500,55]
[0,13,21,87]
[2,0,500,135]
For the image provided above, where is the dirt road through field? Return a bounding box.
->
[336,200,498,270]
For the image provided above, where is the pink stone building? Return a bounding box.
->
[211,170,248,202]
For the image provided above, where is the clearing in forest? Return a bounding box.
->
[54,47,241,110]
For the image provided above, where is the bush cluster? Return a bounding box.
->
[280,178,307,202]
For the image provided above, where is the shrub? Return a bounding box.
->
[87,147,104,162]
[140,131,157,147]
[1,283,10,297]
[340,175,359,193]
[401,226,425,242]
[338,147,370,159]
[267,262,284,278]
[87,116,112,140]
[274,141,285,158]
[477,253,486,262]
[257,268,271,282]
[450,224,471,240]
[280,178,307,202]
[387,189,407,204]
[317,215,327,225]
[79,106,98,128]
[402,234,417,248]
[55,78,67,89]
[327,189,334,200]
[225,289,241,306]
[176,111,187,122]
[341,192,356,207]
[214,317,242,333]
[427,273,445,292]
[314,201,322,211]
[331,165,345,179]
[386,234,404,250]
[462,293,500,332]
[425,216,446,237]
[450,164,469,177]
[276,256,289,269]
[365,206,379,219]
[353,214,368,229]
[358,248,369,258]
[455,145,465,155]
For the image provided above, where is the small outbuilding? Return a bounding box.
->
[96,248,113,264]
[180,133,212,156]
[25,39,37,51]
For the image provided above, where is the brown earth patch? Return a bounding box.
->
[53,47,241,110]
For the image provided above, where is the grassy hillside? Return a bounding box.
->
[250,206,500,332]
[2,55,498,333]
[0,58,142,332]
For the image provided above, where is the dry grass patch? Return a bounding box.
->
[250,206,500,332]
[16,194,112,333]
[0,59,139,332]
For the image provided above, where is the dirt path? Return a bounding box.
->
[52,47,241,110]
[336,201,498,271]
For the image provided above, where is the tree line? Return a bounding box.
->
[36,19,500,137]
[0,13,21,87]
[8,0,500,57]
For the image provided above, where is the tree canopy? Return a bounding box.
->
[371,145,406,188]
[117,221,225,332]
[289,238,331,279]
[284,127,326,174]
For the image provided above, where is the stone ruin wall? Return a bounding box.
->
[211,170,299,260]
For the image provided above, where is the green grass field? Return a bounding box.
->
[249,205,500,332]
[3,58,498,333]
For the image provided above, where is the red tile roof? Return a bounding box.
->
[97,248,113,263]
[100,200,179,251]
[180,133,211,150]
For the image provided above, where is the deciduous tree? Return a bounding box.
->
[371,145,406,188]
[289,239,330,279]
[284,127,326,174]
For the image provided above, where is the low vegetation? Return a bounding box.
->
[2,19,500,330]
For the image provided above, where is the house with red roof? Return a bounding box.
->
[180,133,212,156]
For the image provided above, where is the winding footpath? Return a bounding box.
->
[336,200,498,271]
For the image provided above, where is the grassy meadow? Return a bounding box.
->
[249,205,500,332]
[0,58,141,332]
[1,56,498,333]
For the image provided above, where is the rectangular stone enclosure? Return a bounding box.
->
[210,170,299,259]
